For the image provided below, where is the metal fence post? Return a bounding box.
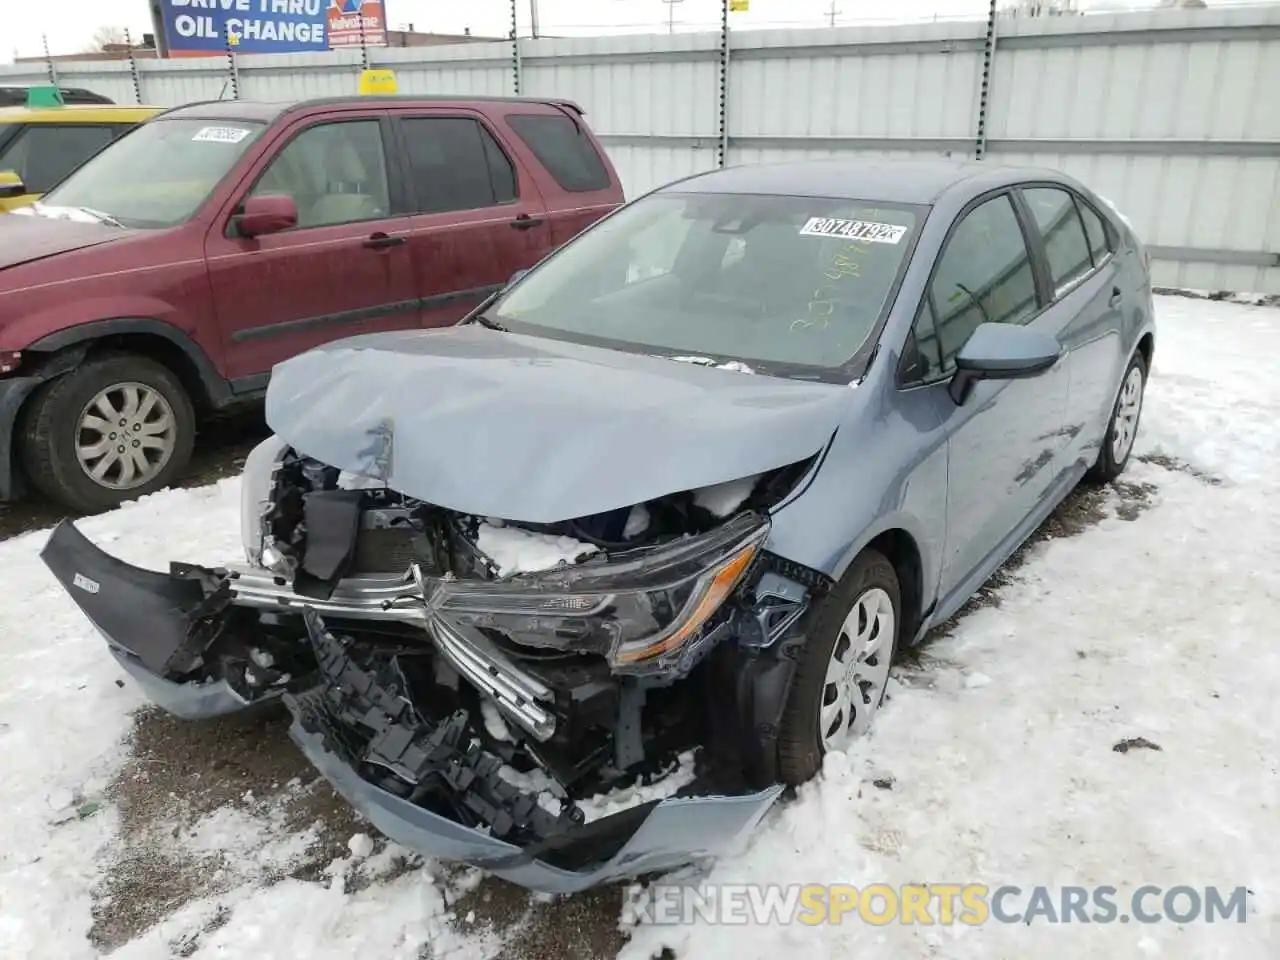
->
[124,28,144,104]
[42,34,60,87]
[717,0,730,168]
[225,32,240,100]
[975,0,998,160]
[510,0,523,96]
[359,11,370,71]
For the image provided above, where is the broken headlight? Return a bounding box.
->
[432,512,769,675]
[239,435,288,567]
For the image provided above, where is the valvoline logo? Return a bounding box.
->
[332,0,365,11]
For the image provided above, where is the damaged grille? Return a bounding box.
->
[284,611,584,845]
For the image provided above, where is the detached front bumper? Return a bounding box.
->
[41,519,274,718]
[40,519,784,893]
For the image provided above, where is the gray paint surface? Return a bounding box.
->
[266,325,852,524]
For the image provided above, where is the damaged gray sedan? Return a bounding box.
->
[42,159,1155,892]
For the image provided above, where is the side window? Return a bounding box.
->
[0,124,115,193]
[1076,198,1112,266]
[249,120,390,229]
[506,113,611,192]
[1022,187,1093,296]
[401,117,515,214]
[930,194,1039,370]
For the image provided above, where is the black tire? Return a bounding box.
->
[1086,351,1147,484]
[19,353,196,513]
[775,549,901,786]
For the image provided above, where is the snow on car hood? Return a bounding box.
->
[265,325,851,524]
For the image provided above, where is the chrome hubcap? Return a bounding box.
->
[75,382,176,490]
[819,587,895,750]
[1111,365,1144,463]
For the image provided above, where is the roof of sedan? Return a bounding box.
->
[665,158,1035,205]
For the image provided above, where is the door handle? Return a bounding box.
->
[363,232,405,250]
[1109,287,1123,308]
[510,213,546,231]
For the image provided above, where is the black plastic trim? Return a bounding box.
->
[27,317,233,407]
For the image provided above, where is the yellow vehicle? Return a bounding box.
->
[0,87,162,212]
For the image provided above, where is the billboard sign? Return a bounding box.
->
[327,0,388,49]
[160,0,328,55]
[158,0,386,56]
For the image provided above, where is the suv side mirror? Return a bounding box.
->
[235,194,298,238]
[949,322,1062,405]
[0,170,26,200]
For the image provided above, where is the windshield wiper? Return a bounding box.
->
[470,313,508,332]
[76,207,126,228]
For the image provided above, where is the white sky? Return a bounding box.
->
[3,0,1260,63]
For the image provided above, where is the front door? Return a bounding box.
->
[205,114,419,379]
[1018,185,1128,467]
[913,192,1072,605]
[391,111,555,328]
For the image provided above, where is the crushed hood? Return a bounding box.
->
[265,326,852,523]
[0,209,132,271]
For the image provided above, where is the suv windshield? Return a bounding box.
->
[490,191,923,379]
[38,117,266,228]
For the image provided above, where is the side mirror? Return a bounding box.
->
[0,170,26,200]
[235,194,298,238]
[949,322,1062,405]
[507,267,530,288]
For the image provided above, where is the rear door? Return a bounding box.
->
[391,110,554,328]
[500,108,624,245]
[903,191,1071,607]
[205,112,420,378]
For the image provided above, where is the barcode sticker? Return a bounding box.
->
[192,126,252,144]
[799,217,907,244]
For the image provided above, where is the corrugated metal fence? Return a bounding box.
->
[4,4,1279,292]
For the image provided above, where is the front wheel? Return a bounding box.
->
[19,353,196,513]
[775,549,900,786]
[1087,351,1147,484]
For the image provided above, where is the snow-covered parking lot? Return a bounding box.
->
[1,294,1276,960]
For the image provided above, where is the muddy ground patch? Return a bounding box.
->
[89,705,362,952]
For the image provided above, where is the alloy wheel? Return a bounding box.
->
[1111,365,1145,463]
[75,382,178,490]
[818,586,895,749]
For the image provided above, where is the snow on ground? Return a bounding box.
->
[622,296,1280,959]
[0,295,1277,958]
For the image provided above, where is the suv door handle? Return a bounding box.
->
[1109,287,1123,308]
[363,232,405,250]
[510,214,546,231]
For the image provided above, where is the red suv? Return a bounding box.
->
[0,95,623,511]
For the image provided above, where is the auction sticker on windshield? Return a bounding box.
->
[191,126,252,144]
[799,217,907,243]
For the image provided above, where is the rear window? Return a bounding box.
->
[506,113,611,193]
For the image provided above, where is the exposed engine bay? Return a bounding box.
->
[40,446,829,877]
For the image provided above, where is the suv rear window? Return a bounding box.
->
[506,113,610,193]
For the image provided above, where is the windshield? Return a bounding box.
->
[490,191,923,379]
[39,118,266,228]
